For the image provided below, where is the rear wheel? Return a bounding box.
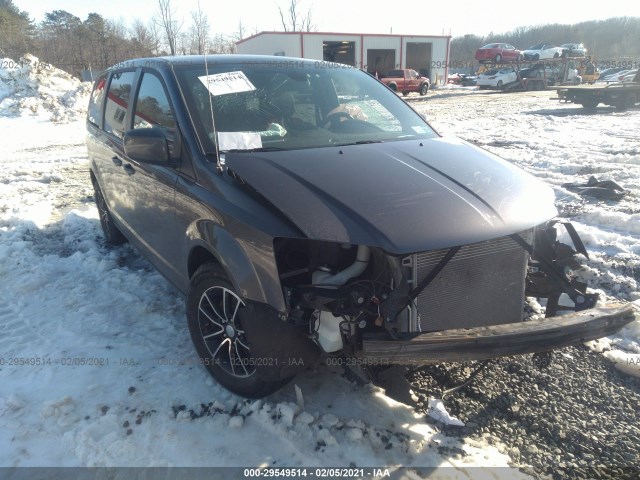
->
[187,264,290,398]
[93,181,127,245]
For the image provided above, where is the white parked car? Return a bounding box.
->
[476,67,518,89]
[621,70,638,83]
[522,44,564,61]
[603,70,634,82]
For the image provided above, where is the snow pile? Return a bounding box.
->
[0,54,91,123]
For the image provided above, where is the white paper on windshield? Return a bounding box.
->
[217,132,262,151]
[198,71,256,96]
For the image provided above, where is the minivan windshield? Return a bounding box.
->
[174,59,437,153]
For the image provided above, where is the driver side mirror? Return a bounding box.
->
[124,128,175,165]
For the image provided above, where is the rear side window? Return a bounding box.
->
[87,73,107,127]
[104,71,136,139]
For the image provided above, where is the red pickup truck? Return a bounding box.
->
[380,69,430,96]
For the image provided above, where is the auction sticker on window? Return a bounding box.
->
[198,71,256,96]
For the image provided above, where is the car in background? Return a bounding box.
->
[475,43,522,63]
[597,67,628,80]
[519,63,560,86]
[476,67,517,89]
[523,44,564,61]
[603,69,634,82]
[621,69,639,83]
[561,43,587,57]
[459,73,478,86]
[447,73,477,86]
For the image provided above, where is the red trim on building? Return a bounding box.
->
[444,36,451,84]
[236,30,451,46]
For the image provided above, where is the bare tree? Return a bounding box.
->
[236,19,245,41]
[278,0,315,32]
[130,19,157,57]
[190,1,209,55]
[156,0,182,55]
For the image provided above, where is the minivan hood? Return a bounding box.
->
[225,137,557,254]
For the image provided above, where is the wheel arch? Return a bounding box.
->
[186,222,286,312]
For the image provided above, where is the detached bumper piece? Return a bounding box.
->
[359,303,637,365]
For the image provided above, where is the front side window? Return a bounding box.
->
[133,73,176,130]
[175,61,436,153]
[133,72,178,158]
[104,71,136,138]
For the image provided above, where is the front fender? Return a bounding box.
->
[187,220,286,312]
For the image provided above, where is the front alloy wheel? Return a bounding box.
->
[187,264,289,398]
[198,285,253,378]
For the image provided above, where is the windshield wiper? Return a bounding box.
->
[334,140,384,146]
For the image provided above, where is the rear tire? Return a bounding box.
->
[93,180,127,246]
[186,264,291,398]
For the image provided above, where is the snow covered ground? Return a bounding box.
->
[0,59,638,474]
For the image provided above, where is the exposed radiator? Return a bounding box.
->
[408,232,531,332]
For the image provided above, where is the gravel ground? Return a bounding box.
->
[406,345,640,479]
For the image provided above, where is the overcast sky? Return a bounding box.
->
[13,0,640,38]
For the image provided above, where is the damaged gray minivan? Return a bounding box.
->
[86,55,635,397]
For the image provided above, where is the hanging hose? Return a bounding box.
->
[441,360,491,399]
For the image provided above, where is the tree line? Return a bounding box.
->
[451,17,640,65]
[0,0,316,79]
[0,0,243,78]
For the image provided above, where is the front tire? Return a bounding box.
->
[187,264,290,398]
[93,180,127,245]
[419,83,429,96]
[495,54,502,63]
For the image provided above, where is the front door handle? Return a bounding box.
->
[111,156,122,166]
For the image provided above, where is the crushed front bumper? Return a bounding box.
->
[359,303,637,365]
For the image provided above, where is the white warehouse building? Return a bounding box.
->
[236,31,452,85]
